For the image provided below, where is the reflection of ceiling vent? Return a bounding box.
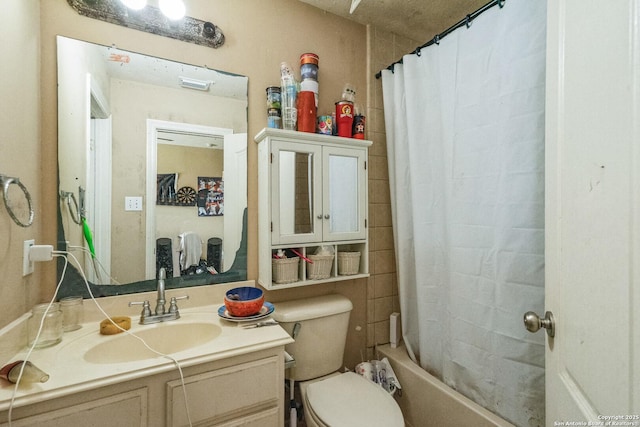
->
[156,130,224,148]
[178,76,211,91]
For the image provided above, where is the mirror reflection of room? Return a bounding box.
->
[56,36,248,292]
[156,139,223,277]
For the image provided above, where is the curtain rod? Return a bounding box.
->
[374,0,505,79]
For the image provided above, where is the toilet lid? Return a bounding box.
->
[306,372,404,427]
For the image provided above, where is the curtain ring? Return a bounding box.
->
[465,15,472,28]
[433,35,440,45]
[415,47,422,57]
[498,0,505,8]
[1,175,34,228]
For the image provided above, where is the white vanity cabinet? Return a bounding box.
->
[0,348,285,427]
[255,128,372,289]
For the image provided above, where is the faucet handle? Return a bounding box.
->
[168,295,189,314]
[129,300,152,317]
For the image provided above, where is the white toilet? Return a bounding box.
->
[272,294,404,427]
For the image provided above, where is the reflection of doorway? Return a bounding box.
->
[223,133,248,271]
[87,79,111,283]
[145,119,235,280]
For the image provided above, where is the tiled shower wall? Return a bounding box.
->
[365,26,419,359]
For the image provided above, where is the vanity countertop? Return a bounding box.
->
[0,282,292,411]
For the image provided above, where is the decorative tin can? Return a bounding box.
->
[300,53,319,81]
[266,87,282,129]
[267,109,282,129]
[335,100,354,138]
[317,115,333,135]
[331,112,337,135]
[353,114,366,139]
[266,86,281,109]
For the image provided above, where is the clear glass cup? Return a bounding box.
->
[59,296,84,332]
[28,303,63,348]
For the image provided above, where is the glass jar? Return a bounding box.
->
[28,303,63,348]
[59,296,84,332]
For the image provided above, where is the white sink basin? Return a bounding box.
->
[84,322,222,364]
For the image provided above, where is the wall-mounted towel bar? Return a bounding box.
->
[0,174,34,227]
[60,189,83,225]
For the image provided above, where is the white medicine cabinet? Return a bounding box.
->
[256,128,371,289]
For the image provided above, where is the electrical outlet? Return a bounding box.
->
[125,196,143,211]
[23,239,35,276]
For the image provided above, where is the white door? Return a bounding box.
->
[223,133,247,271]
[88,116,112,282]
[544,0,640,423]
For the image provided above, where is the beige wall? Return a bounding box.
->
[365,27,419,358]
[57,35,112,261]
[0,0,43,329]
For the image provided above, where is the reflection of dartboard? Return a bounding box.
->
[176,186,197,206]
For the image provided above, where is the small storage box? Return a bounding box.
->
[307,254,334,280]
[337,252,361,275]
[272,257,299,284]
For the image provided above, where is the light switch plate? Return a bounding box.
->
[23,239,35,276]
[125,196,143,211]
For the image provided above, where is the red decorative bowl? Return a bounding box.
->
[224,287,265,317]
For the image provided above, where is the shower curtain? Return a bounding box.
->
[381,1,546,425]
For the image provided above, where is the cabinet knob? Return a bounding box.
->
[317,214,323,219]
[324,214,330,219]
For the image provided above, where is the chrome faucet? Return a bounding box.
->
[129,268,189,324]
[155,267,167,315]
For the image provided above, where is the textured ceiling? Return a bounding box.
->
[298,0,490,43]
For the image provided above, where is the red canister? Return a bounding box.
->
[335,101,354,137]
[297,91,317,133]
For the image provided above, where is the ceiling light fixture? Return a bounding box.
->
[119,0,147,10]
[179,76,211,91]
[159,0,185,20]
[71,0,225,48]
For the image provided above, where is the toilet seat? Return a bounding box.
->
[303,372,404,427]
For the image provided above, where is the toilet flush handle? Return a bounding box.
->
[292,322,301,339]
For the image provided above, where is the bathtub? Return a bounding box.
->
[377,344,515,427]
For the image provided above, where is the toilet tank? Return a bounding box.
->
[272,294,353,381]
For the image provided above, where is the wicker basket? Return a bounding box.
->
[272,257,299,284]
[337,251,361,275]
[307,254,334,280]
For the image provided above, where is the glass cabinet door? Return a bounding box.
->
[323,146,367,241]
[271,141,322,244]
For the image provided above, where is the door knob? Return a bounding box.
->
[523,311,555,338]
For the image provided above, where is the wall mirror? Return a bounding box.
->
[56,36,248,297]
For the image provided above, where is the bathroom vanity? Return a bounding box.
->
[0,283,293,427]
[255,128,372,289]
